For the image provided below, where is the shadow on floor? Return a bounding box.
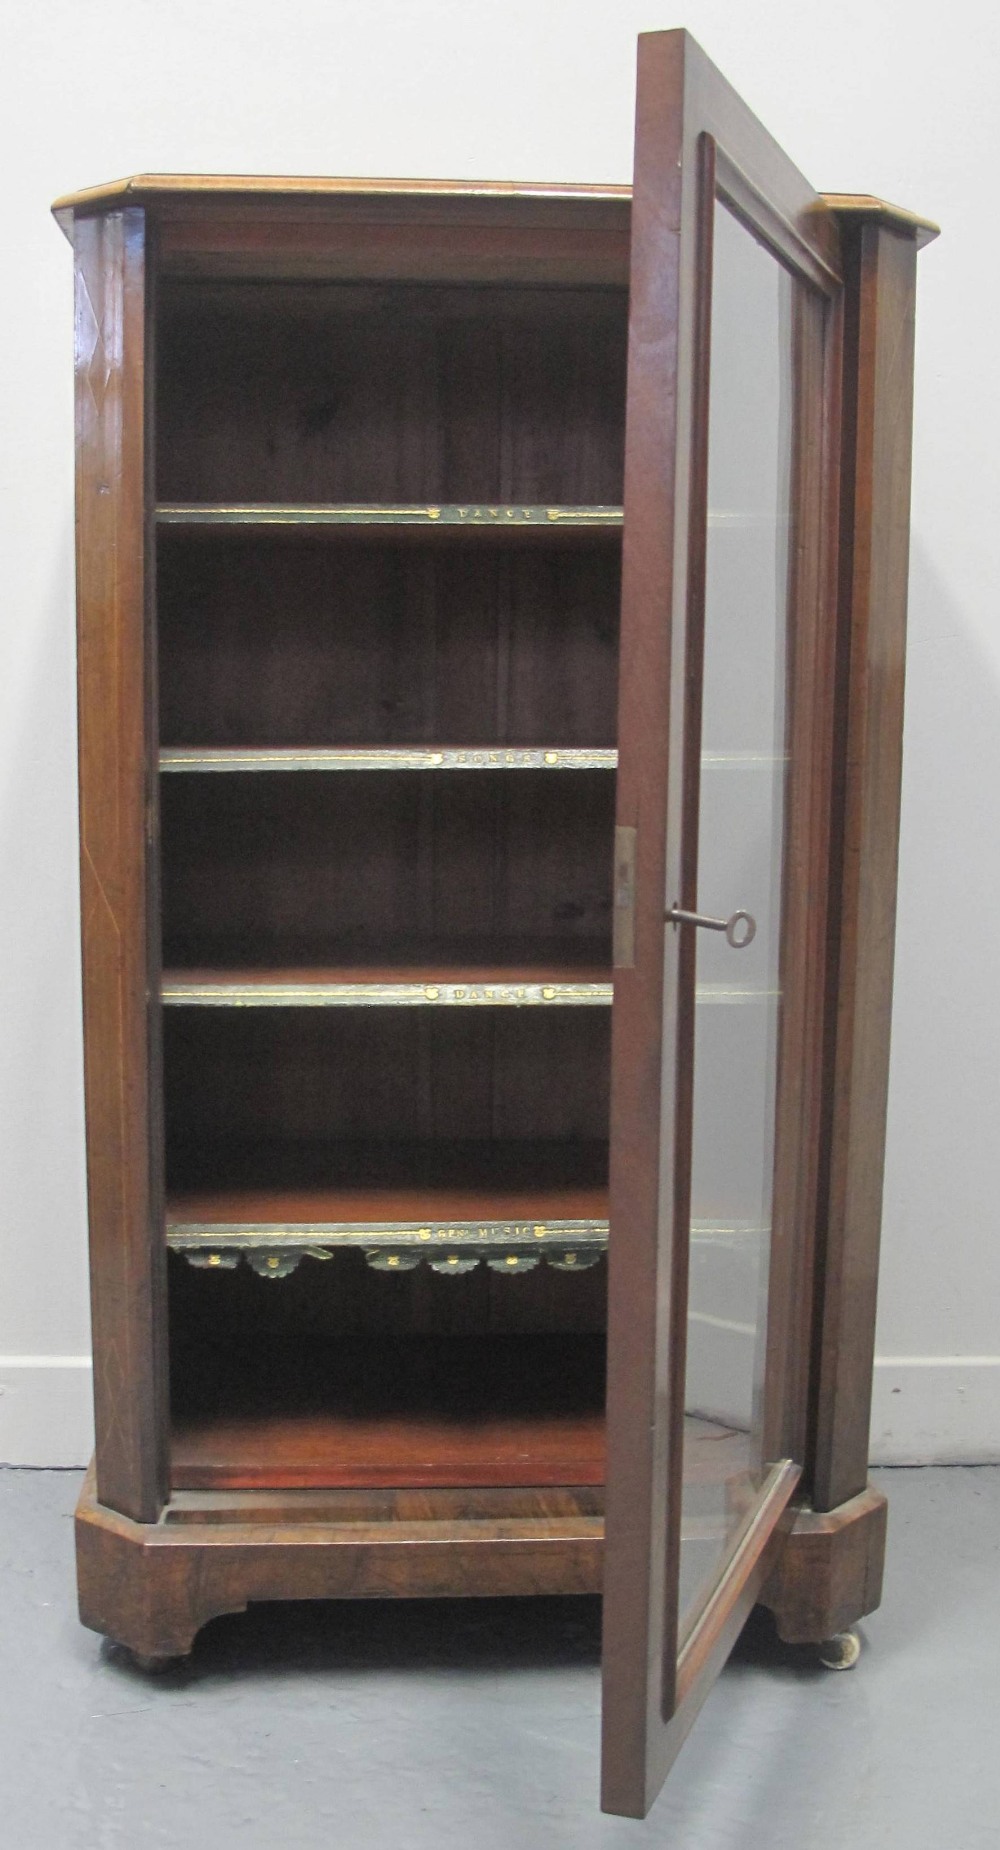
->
[103,1589,829,1689]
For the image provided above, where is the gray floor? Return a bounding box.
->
[1,1468,997,1849]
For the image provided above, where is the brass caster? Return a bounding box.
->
[818,1629,861,1671]
[128,1650,185,1675]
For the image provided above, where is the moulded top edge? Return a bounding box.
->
[50,173,633,235]
[51,176,936,251]
[820,193,939,249]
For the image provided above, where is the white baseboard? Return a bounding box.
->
[0,1357,93,1466]
[869,1356,1000,1465]
[1,1352,998,1470]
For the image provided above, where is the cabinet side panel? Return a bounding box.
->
[812,222,919,1511]
[74,208,168,1521]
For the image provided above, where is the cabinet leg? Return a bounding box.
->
[759,1483,887,1645]
[75,1468,237,1662]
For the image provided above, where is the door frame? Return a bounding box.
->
[602,28,844,1817]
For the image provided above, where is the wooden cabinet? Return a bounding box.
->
[55,29,935,1819]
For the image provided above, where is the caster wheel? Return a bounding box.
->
[818,1630,861,1671]
[128,1650,184,1675]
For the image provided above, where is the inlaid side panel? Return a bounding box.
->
[74,208,168,1521]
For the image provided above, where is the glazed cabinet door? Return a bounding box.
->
[602,30,843,1816]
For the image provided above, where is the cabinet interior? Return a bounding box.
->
[156,267,627,1492]
[156,281,628,504]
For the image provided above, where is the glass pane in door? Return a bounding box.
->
[678,198,795,1640]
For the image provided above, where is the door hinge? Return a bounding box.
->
[612,825,636,969]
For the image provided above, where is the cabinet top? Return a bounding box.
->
[51,174,632,240]
[51,174,938,248]
[821,193,938,248]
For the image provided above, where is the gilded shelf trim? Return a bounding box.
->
[706,510,791,529]
[183,1247,336,1279]
[690,1218,769,1238]
[700,751,789,769]
[171,1217,610,1279]
[159,978,776,1008]
[155,502,624,530]
[695,985,780,1006]
[169,1215,763,1278]
[157,746,784,776]
[168,1217,761,1250]
[159,746,618,773]
[168,1217,610,1249]
[161,978,612,1007]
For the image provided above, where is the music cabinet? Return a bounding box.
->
[55,29,935,1819]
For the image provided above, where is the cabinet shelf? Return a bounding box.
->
[159,744,618,773]
[161,964,613,1008]
[170,1219,608,1277]
[160,970,776,1010]
[160,745,618,773]
[156,503,624,542]
[167,1147,609,1277]
[156,747,795,775]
